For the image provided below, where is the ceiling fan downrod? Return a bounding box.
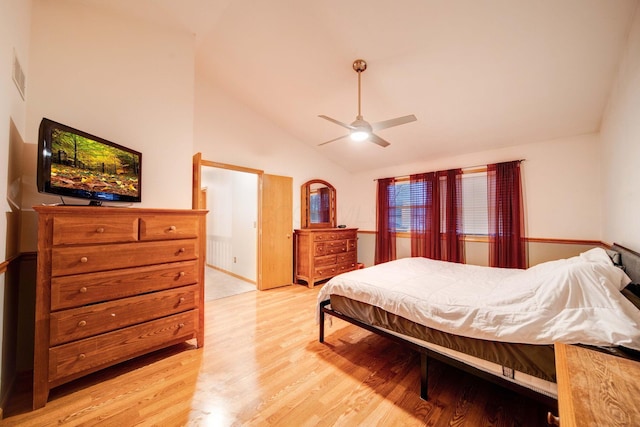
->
[353,59,367,119]
[353,59,367,120]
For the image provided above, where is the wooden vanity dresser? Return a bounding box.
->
[32,206,206,409]
[293,228,358,288]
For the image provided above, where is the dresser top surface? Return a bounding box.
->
[294,228,358,232]
[34,205,208,215]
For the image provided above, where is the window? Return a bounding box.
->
[389,181,411,232]
[389,171,489,236]
[461,172,488,235]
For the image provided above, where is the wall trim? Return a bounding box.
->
[525,237,603,246]
[356,230,604,247]
[206,264,256,285]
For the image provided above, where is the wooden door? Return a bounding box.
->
[192,153,202,209]
[259,174,293,290]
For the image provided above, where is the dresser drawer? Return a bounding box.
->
[51,261,198,310]
[315,265,338,279]
[53,215,138,245]
[139,215,199,241]
[51,239,198,276]
[337,261,357,273]
[315,254,337,267]
[48,309,198,382]
[336,251,356,264]
[347,239,357,251]
[50,285,197,346]
[314,241,347,256]
[313,230,357,241]
[314,232,340,241]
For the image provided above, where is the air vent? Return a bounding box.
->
[12,49,26,100]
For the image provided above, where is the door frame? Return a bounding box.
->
[193,153,264,289]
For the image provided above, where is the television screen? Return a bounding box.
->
[37,118,142,205]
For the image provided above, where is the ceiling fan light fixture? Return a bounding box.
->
[317,59,417,148]
[350,130,369,142]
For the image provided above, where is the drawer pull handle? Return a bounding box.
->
[178,248,185,253]
[78,320,87,327]
[79,287,88,293]
[78,353,86,360]
[547,412,560,426]
[178,323,185,328]
[179,271,185,277]
[169,225,177,232]
[80,256,88,263]
[179,297,185,303]
[96,227,105,233]
[111,313,116,317]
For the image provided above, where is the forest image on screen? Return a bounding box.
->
[50,129,140,198]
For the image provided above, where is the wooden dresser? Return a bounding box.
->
[33,206,207,409]
[293,228,358,288]
[550,342,640,426]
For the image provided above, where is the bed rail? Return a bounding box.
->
[319,299,557,408]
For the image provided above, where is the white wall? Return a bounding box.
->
[193,74,356,230]
[1,0,31,261]
[203,167,258,282]
[232,172,258,280]
[25,0,195,219]
[601,4,640,250]
[342,133,602,240]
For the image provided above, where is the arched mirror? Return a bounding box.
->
[301,179,336,228]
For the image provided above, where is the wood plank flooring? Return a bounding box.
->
[3,285,554,426]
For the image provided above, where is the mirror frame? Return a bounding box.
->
[301,179,336,229]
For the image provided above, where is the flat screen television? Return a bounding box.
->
[37,118,142,205]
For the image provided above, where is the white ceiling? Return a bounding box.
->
[84,0,638,173]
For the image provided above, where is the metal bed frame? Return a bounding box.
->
[318,243,640,409]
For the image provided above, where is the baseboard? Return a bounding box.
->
[206,264,256,284]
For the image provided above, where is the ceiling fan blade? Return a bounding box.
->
[318,115,355,130]
[369,133,391,148]
[371,114,417,132]
[318,134,349,146]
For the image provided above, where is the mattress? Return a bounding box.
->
[330,294,558,398]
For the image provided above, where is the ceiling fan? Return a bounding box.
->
[318,59,417,148]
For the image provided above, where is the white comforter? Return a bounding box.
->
[318,248,640,350]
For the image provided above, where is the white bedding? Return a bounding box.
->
[318,248,640,350]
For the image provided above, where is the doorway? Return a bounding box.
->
[192,153,294,293]
[201,164,258,299]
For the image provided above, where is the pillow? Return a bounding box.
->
[580,247,614,265]
[578,248,632,290]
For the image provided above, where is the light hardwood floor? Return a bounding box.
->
[3,285,553,426]
[205,267,256,301]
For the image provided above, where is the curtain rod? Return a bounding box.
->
[372,159,526,181]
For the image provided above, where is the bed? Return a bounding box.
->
[317,244,640,407]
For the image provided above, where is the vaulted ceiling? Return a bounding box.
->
[84,0,638,172]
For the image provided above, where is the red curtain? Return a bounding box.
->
[375,177,396,264]
[409,169,464,263]
[487,160,526,268]
[443,169,464,263]
[410,172,440,259]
